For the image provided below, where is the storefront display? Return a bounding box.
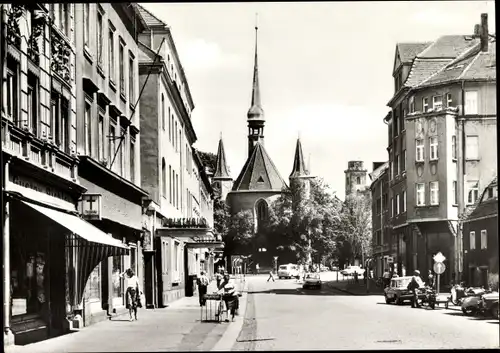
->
[87,265,101,300]
[112,256,123,300]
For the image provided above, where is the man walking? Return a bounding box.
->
[256,263,260,275]
[383,269,391,288]
[197,271,209,307]
[409,270,422,308]
[267,269,275,282]
[427,270,435,289]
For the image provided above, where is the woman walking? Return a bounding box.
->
[120,268,142,321]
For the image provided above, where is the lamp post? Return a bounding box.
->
[274,256,279,274]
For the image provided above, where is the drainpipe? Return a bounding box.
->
[3,156,14,344]
[152,209,157,308]
[456,80,466,284]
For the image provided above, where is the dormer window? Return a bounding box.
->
[432,96,443,111]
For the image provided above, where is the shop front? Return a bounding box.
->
[2,155,129,346]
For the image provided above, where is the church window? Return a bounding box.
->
[356,176,361,185]
[257,176,264,183]
[256,200,268,230]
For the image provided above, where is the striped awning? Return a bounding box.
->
[21,200,129,307]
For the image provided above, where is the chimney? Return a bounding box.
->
[474,24,481,37]
[480,13,488,52]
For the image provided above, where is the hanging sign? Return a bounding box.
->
[78,194,102,220]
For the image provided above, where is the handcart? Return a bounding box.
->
[201,293,223,322]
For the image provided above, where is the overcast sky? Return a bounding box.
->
[140,1,495,200]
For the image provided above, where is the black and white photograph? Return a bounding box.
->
[1,1,497,351]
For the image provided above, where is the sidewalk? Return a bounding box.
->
[325,278,385,295]
[5,279,247,353]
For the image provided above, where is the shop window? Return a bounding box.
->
[87,264,101,300]
[112,255,123,299]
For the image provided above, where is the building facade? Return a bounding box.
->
[136,5,219,308]
[73,3,148,327]
[2,4,130,346]
[384,13,496,284]
[344,161,369,197]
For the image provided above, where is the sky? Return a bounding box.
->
[140,1,495,200]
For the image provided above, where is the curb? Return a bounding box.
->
[211,280,249,351]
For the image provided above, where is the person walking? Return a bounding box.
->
[382,269,391,288]
[267,269,275,282]
[120,268,142,321]
[427,270,435,289]
[255,263,260,275]
[197,270,210,307]
[408,270,422,308]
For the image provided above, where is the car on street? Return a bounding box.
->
[340,266,365,276]
[303,273,322,289]
[278,264,299,279]
[331,266,339,271]
[320,265,329,272]
[384,276,426,305]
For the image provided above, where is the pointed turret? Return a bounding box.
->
[289,137,308,179]
[247,19,266,157]
[213,134,233,201]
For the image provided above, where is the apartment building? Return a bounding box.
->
[1,4,131,345]
[136,5,219,308]
[384,13,496,284]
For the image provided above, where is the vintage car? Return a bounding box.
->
[278,264,300,279]
[384,276,426,305]
[303,273,322,289]
[341,266,365,277]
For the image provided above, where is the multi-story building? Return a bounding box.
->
[384,13,496,285]
[136,5,220,308]
[344,161,369,197]
[72,3,149,327]
[462,176,498,287]
[1,4,131,346]
[369,162,391,278]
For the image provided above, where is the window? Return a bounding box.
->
[396,194,400,215]
[465,136,479,160]
[415,139,424,162]
[451,135,457,159]
[97,9,103,67]
[175,121,178,151]
[162,158,166,197]
[176,173,179,209]
[403,190,407,213]
[27,74,38,136]
[84,101,92,156]
[416,183,425,206]
[87,264,101,300]
[119,41,125,96]
[402,149,406,172]
[51,92,69,152]
[409,96,415,113]
[120,128,126,177]
[256,200,268,229]
[169,165,172,203]
[130,139,135,183]
[452,181,457,205]
[394,154,399,176]
[108,27,115,82]
[109,124,116,171]
[429,136,438,160]
[391,197,394,217]
[430,181,439,205]
[376,197,381,215]
[5,60,18,122]
[356,176,361,185]
[58,4,70,37]
[168,108,172,141]
[480,230,487,249]
[129,54,134,102]
[423,97,429,112]
[98,114,104,161]
[84,3,90,48]
[464,91,478,114]
[470,231,476,250]
[446,93,452,107]
[432,95,443,111]
[466,181,479,205]
[390,160,393,180]
[161,94,165,130]
[60,98,69,153]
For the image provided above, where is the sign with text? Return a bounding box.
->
[78,194,102,220]
[163,217,208,229]
[9,174,73,203]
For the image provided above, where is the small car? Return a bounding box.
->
[303,273,322,289]
[278,264,299,279]
[384,276,426,305]
[480,292,499,318]
[320,265,329,272]
[341,266,365,276]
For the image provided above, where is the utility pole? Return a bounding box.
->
[455,85,466,284]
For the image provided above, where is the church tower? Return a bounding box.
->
[213,134,233,201]
[247,23,265,158]
[344,161,368,197]
[289,136,313,207]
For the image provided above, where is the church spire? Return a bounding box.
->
[214,134,231,180]
[289,137,308,179]
[247,15,264,121]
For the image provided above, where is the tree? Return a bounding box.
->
[195,149,217,174]
[338,192,373,266]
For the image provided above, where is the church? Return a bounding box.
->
[211,24,314,265]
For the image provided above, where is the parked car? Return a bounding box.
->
[384,276,426,305]
[462,291,499,317]
[331,266,339,271]
[278,264,299,279]
[341,266,365,276]
[303,273,322,289]
[320,265,329,272]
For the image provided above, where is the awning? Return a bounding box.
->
[21,200,129,308]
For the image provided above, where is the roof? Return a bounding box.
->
[232,142,287,192]
[289,138,308,179]
[136,4,167,28]
[247,26,264,121]
[464,176,498,222]
[418,35,479,59]
[397,42,432,63]
[213,137,231,180]
[404,58,452,87]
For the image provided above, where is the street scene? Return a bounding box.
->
[1,1,498,352]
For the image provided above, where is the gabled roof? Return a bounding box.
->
[213,137,231,180]
[232,142,287,192]
[404,58,452,87]
[289,138,308,179]
[136,4,168,28]
[397,42,432,63]
[463,176,498,222]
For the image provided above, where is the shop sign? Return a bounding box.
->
[78,194,102,220]
[9,174,73,203]
[163,217,208,228]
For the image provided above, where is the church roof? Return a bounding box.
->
[289,138,308,178]
[213,136,232,180]
[247,25,264,121]
[232,142,287,192]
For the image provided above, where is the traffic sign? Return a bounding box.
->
[433,262,446,275]
[433,252,446,263]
